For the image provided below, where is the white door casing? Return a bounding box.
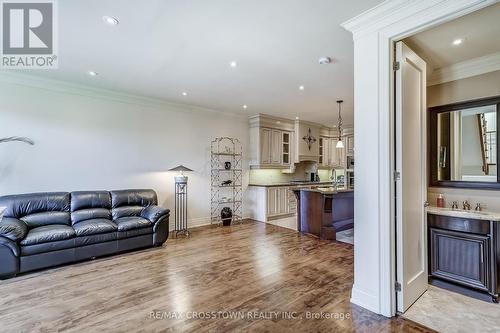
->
[395,41,428,312]
[342,0,496,316]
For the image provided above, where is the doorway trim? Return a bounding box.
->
[341,0,497,317]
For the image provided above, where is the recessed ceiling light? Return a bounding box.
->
[102,16,119,26]
[242,105,248,109]
[182,92,188,96]
[295,116,300,120]
[452,38,464,46]
[88,71,98,76]
[230,61,237,68]
[299,85,305,90]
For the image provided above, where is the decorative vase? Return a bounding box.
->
[221,207,232,226]
[224,161,231,170]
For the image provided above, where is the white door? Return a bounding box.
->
[395,41,428,312]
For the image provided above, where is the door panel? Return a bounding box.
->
[395,41,428,312]
[430,228,489,290]
[271,130,282,164]
[261,128,271,164]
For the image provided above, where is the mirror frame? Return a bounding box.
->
[429,95,500,189]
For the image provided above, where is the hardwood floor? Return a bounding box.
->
[0,221,433,332]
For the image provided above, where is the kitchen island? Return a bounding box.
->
[293,187,354,240]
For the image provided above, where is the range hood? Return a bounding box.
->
[294,119,320,163]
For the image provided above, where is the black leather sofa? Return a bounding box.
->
[0,189,169,279]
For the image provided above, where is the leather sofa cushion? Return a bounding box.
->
[73,219,117,236]
[71,191,112,224]
[21,238,75,256]
[111,189,157,208]
[117,227,152,239]
[71,191,111,211]
[20,225,75,246]
[21,211,71,228]
[114,217,153,231]
[112,206,143,220]
[75,232,117,247]
[71,208,112,225]
[0,217,28,242]
[0,192,70,228]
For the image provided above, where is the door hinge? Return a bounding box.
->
[393,61,400,71]
[395,281,401,292]
[393,171,401,181]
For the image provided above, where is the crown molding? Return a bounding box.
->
[341,0,497,40]
[0,71,246,119]
[427,52,500,86]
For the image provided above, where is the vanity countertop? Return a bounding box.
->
[248,181,334,187]
[426,206,500,221]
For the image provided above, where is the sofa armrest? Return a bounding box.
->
[0,217,27,242]
[141,205,170,224]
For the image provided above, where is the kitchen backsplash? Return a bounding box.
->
[249,163,344,184]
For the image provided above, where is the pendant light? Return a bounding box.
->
[336,100,344,149]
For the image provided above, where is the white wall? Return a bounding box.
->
[0,74,249,227]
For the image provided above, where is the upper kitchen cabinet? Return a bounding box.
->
[249,114,352,170]
[346,134,354,156]
[318,128,345,168]
[249,115,294,169]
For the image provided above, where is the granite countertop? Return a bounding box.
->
[426,206,500,221]
[248,181,335,187]
[297,186,354,194]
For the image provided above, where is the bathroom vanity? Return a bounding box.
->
[427,206,500,302]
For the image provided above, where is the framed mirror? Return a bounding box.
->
[429,95,500,189]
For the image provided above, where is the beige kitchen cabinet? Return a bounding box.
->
[319,136,345,168]
[252,127,292,168]
[260,128,271,164]
[270,130,282,165]
[346,134,354,156]
[282,131,292,166]
[266,186,294,219]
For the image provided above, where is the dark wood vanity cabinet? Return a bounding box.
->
[430,228,489,291]
[428,213,499,302]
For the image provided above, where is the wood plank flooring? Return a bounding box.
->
[0,221,433,332]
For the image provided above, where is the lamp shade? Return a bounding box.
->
[336,140,344,149]
[168,165,193,172]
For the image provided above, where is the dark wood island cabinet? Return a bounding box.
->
[293,187,354,240]
[427,207,500,302]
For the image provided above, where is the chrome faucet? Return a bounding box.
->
[451,201,459,209]
[463,200,471,210]
[475,203,482,211]
[330,168,338,190]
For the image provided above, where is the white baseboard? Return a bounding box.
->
[350,285,381,315]
[168,216,251,231]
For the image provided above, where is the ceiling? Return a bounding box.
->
[405,2,500,71]
[17,0,384,127]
